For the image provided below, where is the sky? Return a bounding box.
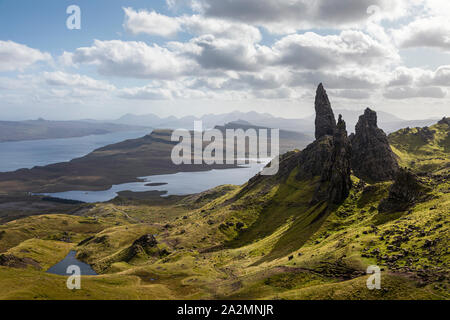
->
[0,0,449,121]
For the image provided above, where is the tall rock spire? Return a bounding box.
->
[313,114,352,204]
[314,83,337,140]
[350,108,399,182]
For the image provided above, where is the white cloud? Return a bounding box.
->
[422,0,450,17]
[417,66,450,87]
[167,30,398,75]
[119,86,173,100]
[251,87,296,100]
[387,67,417,87]
[387,66,450,88]
[332,89,372,100]
[118,81,210,100]
[394,16,450,51]
[384,86,446,99]
[43,71,115,91]
[290,69,383,89]
[170,0,409,33]
[123,7,181,37]
[70,40,193,79]
[0,41,51,72]
[271,31,399,69]
[187,35,268,71]
[5,1,450,120]
[123,8,261,42]
[179,14,261,42]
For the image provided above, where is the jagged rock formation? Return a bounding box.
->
[315,83,336,140]
[378,168,430,213]
[350,108,399,182]
[313,115,352,204]
[295,85,352,204]
[241,85,402,205]
[295,136,334,181]
[324,115,353,204]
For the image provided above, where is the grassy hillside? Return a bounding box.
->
[0,121,448,300]
[389,121,450,174]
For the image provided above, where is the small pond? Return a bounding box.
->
[46,250,97,276]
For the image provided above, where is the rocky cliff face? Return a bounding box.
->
[324,115,353,204]
[315,83,337,140]
[312,115,352,204]
[350,108,399,182]
[296,85,352,204]
[295,135,334,181]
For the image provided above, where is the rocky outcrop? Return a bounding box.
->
[129,234,158,256]
[120,234,166,262]
[315,83,336,140]
[438,117,450,126]
[378,168,430,213]
[0,254,41,270]
[313,115,352,204]
[415,127,436,143]
[350,108,399,182]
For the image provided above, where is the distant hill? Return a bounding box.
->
[215,121,313,153]
[0,119,145,143]
[114,111,312,132]
[2,110,437,143]
[114,110,438,134]
[389,117,450,174]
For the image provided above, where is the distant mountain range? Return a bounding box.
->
[113,110,440,134]
[0,119,144,143]
[1,110,440,143]
[216,120,313,153]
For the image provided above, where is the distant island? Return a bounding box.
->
[0,119,147,143]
